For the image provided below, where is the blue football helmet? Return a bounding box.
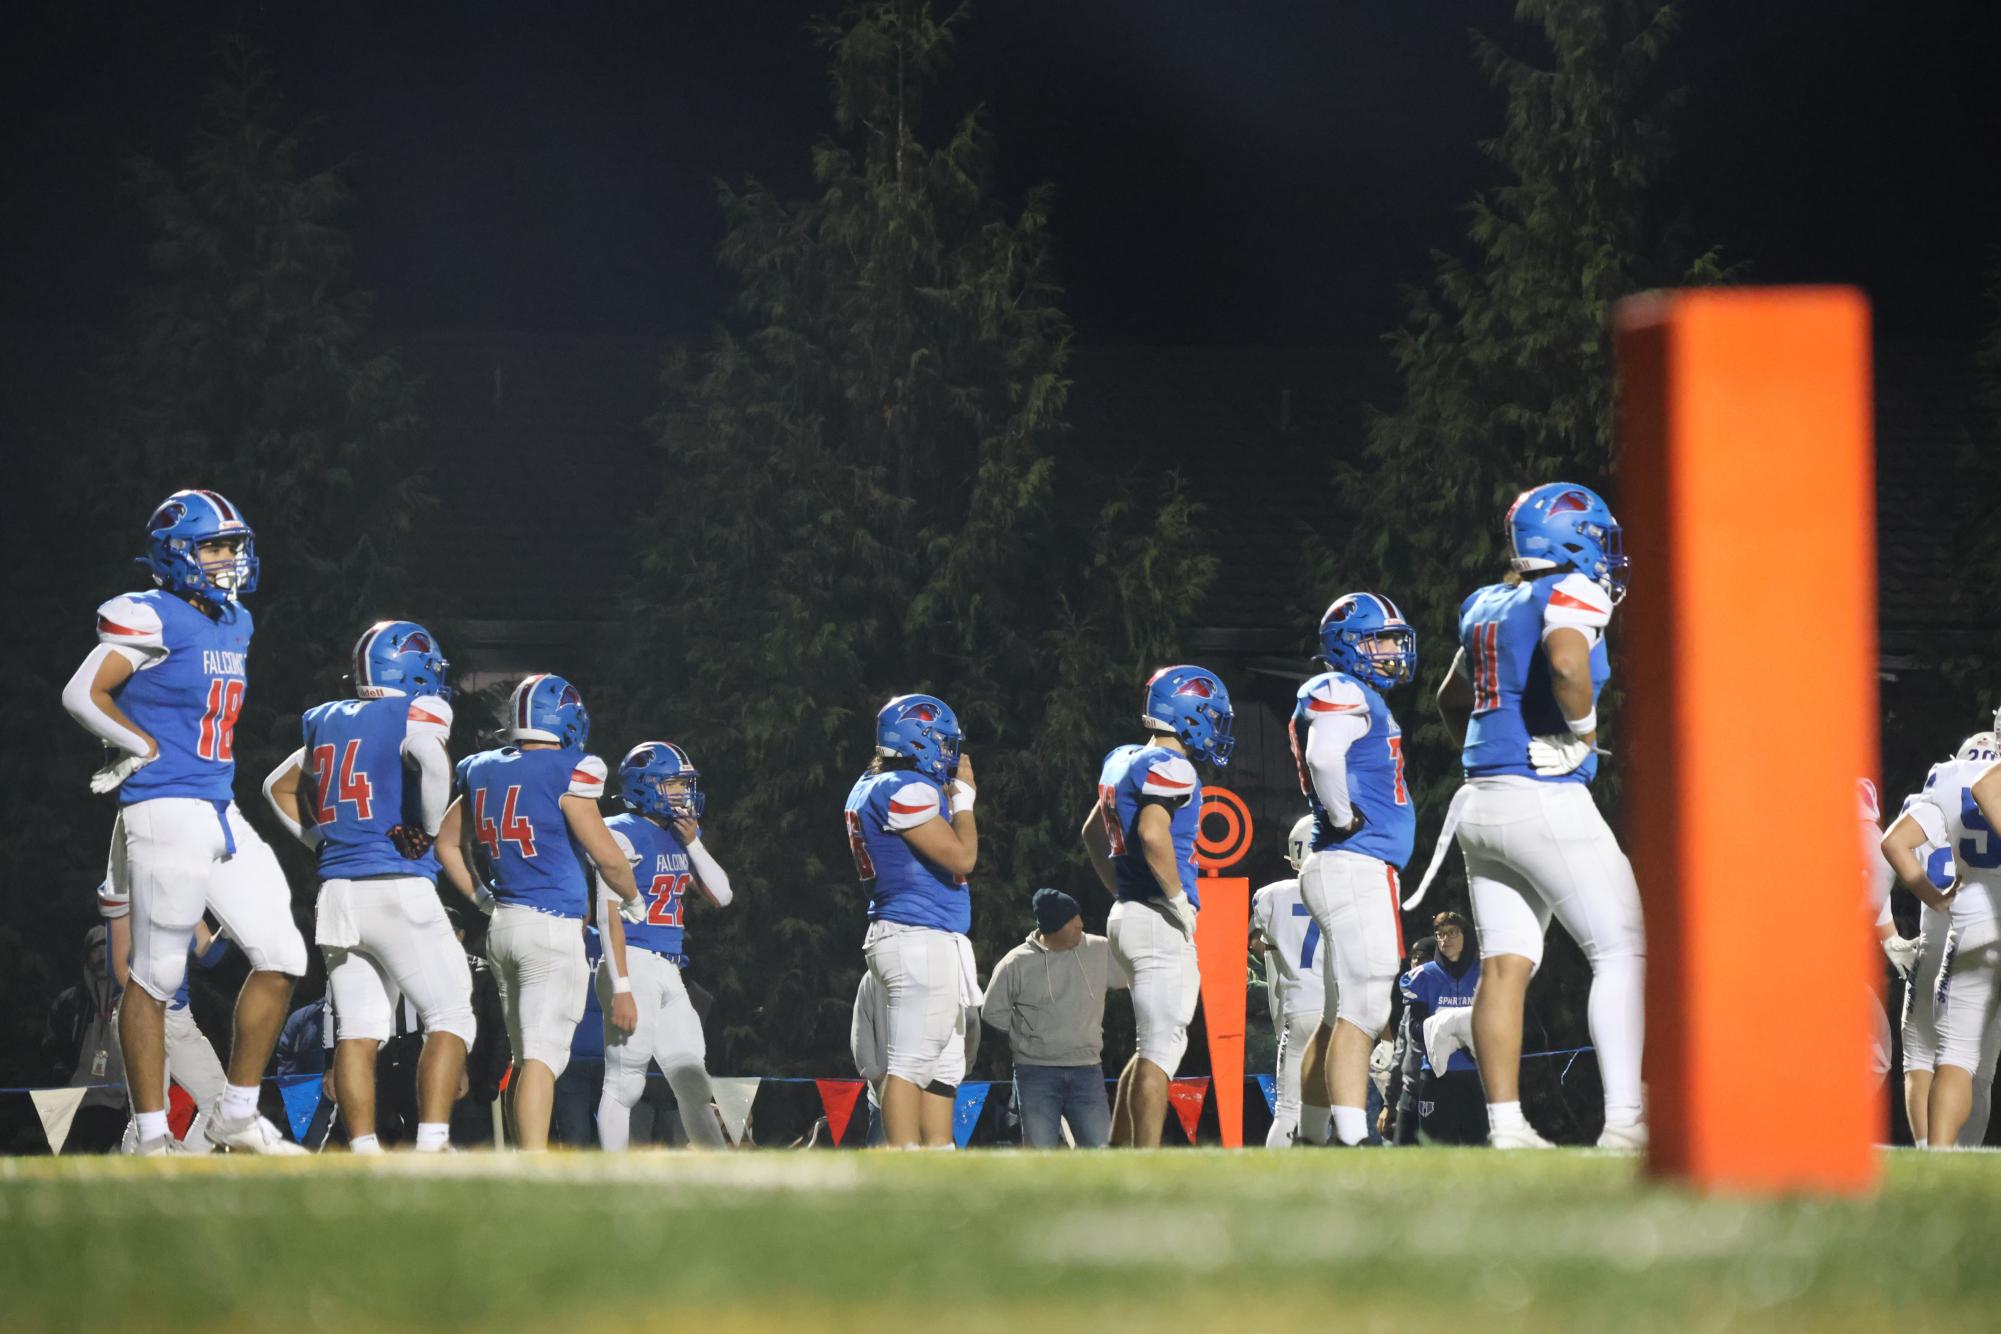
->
[1142,664,1235,766]
[507,673,589,747]
[1318,592,1417,691]
[875,694,963,782]
[1507,482,1629,602]
[142,489,258,603]
[353,620,450,700]
[619,741,706,820]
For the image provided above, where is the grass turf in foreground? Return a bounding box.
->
[2,1149,1998,1331]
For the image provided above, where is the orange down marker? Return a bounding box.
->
[1194,785,1253,1148]
[1616,288,1879,1191]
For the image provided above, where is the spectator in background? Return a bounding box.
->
[275,995,336,1149]
[43,925,128,1152]
[1403,912,1485,1144]
[1382,936,1437,1145]
[981,889,1127,1148]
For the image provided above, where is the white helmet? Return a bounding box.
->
[1285,815,1314,872]
[1956,732,2000,765]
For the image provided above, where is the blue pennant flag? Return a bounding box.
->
[953,1082,992,1149]
[1255,1073,1278,1116]
[276,1075,323,1145]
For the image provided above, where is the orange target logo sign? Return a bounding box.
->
[1196,784,1253,872]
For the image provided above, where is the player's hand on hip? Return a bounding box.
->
[89,749,156,795]
[472,882,497,916]
[1882,934,1919,979]
[1527,734,1606,777]
[610,992,638,1035]
[1165,891,1198,937]
[618,892,648,925]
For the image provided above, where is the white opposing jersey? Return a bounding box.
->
[1904,758,2001,924]
[1251,877,1326,1017]
[1860,817,1894,928]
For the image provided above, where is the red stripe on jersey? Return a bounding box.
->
[1306,697,1364,714]
[887,799,932,814]
[1145,772,1193,790]
[1549,588,1604,613]
[409,707,446,725]
[571,769,599,785]
[97,617,150,637]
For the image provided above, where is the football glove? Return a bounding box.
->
[1527,734,1611,777]
[386,825,434,860]
[472,882,497,917]
[1882,934,1919,979]
[618,892,648,925]
[90,750,155,795]
[1164,892,1198,938]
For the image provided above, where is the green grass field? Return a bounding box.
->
[3,1149,1998,1330]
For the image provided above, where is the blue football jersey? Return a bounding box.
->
[302,695,451,882]
[95,590,253,806]
[606,811,697,960]
[1402,958,1481,1074]
[1094,744,1203,908]
[1289,671,1416,870]
[455,746,602,919]
[844,769,971,934]
[1458,573,1613,784]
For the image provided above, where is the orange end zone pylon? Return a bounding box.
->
[1616,287,1879,1191]
[1194,785,1253,1147]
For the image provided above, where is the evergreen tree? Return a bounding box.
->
[608,1,1210,1073]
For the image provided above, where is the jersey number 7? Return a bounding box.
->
[475,785,537,860]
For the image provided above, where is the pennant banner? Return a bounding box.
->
[275,1075,323,1145]
[1255,1073,1278,1116]
[167,1084,197,1141]
[816,1079,864,1147]
[712,1077,760,1144]
[1168,1077,1210,1145]
[30,1087,86,1155]
[952,1082,992,1149]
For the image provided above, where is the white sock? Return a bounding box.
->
[415,1123,450,1152]
[134,1110,170,1141]
[1914,1137,1928,1149]
[348,1134,381,1154]
[1488,1100,1525,1133]
[1331,1105,1368,1146]
[1588,955,1646,1123]
[220,1084,259,1121]
[1265,1115,1299,1148]
[1299,1104,1332,1145]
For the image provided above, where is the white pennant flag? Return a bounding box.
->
[710,1077,760,1145]
[30,1087,88,1155]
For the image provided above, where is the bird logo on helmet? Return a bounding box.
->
[1506,482,1629,602]
[874,694,962,782]
[1142,665,1235,766]
[352,620,451,700]
[1286,814,1314,872]
[141,488,258,605]
[507,673,589,748]
[619,741,706,820]
[1318,592,1417,691]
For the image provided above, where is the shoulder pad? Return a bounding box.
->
[883,778,942,831]
[1139,752,1198,803]
[1299,672,1370,717]
[405,694,453,738]
[568,754,608,799]
[1542,573,1614,631]
[96,594,164,650]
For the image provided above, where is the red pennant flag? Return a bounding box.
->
[167,1084,197,1141]
[816,1079,865,1146]
[1168,1077,1210,1145]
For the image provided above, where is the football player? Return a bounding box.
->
[1426,483,1646,1150]
[1858,777,1920,1091]
[1248,816,1326,1146]
[262,621,476,1153]
[61,490,307,1154]
[435,674,643,1151]
[1082,665,1234,1148]
[594,742,735,1149]
[1291,593,1418,1147]
[844,695,980,1148]
[1883,730,2001,1148]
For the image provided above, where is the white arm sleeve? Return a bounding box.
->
[61,645,155,756]
[262,748,320,850]
[399,703,454,836]
[1302,682,1372,825]
[687,838,733,907]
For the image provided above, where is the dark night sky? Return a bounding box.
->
[4,1,1997,347]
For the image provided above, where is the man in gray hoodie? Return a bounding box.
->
[981,889,1127,1148]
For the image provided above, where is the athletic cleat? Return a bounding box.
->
[205,1108,307,1155]
[133,1134,173,1157]
[1489,1123,1555,1150]
[1596,1119,1649,1152]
